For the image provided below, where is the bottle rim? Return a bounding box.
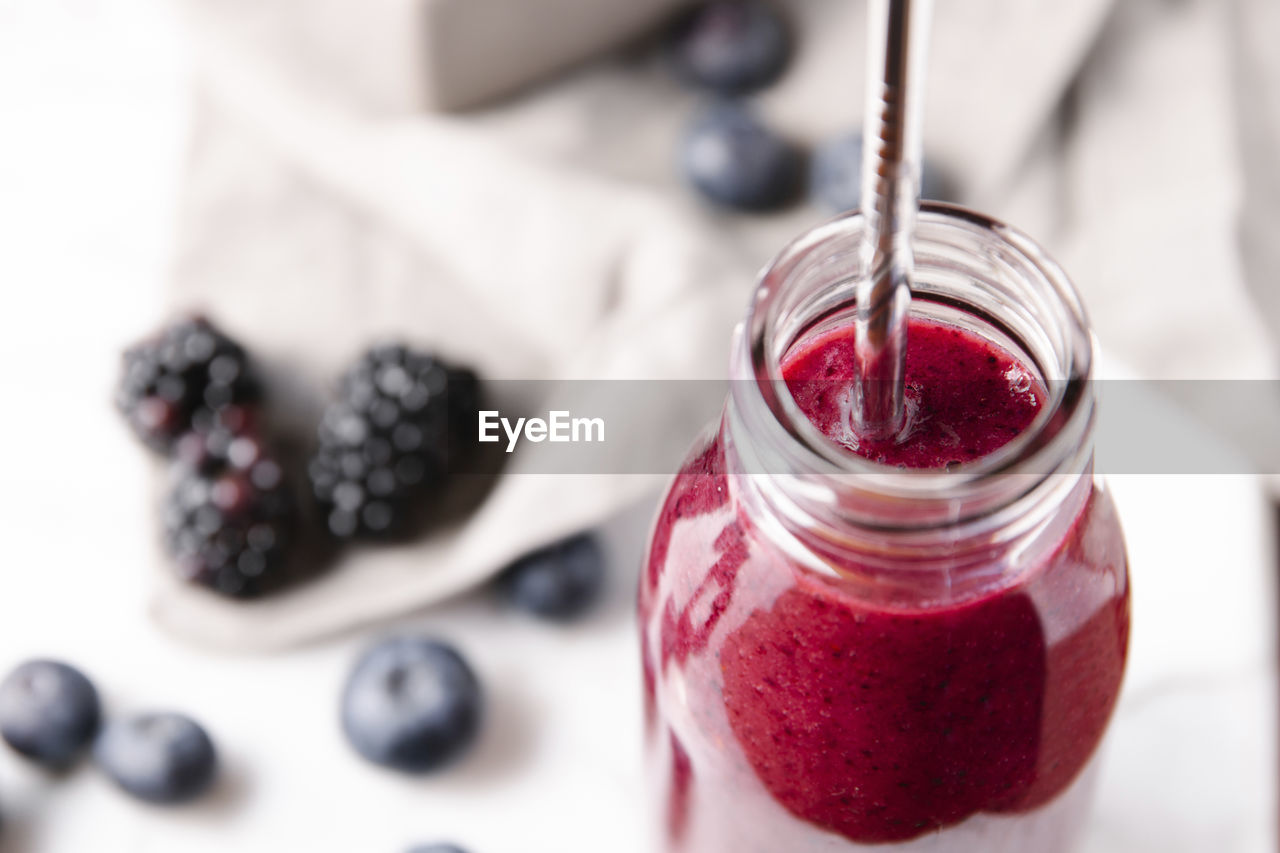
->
[729,201,1096,524]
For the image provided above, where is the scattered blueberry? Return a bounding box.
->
[808,131,952,213]
[498,533,605,621]
[808,131,864,212]
[341,637,482,774]
[665,0,792,95]
[810,131,953,213]
[116,317,260,452]
[408,845,468,853]
[310,346,482,541]
[0,660,101,769]
[681,101,803,211]
[94,712,218,804]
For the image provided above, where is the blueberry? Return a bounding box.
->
[341,638,482,774]
[810,131,953,213]
[0,660,101,769]
[809,132,863,212]
[94,712,217,804]
[499,533,605,621]
[408,845,468,853]
[681,102,802,211]
[665,0,792,95]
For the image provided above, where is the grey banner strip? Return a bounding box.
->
[446,380,1280,475]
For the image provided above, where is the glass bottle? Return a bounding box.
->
[638,203,1130,852]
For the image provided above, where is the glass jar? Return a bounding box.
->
[638,203,1130,852]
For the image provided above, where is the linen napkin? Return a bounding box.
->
[155,0,1276,648]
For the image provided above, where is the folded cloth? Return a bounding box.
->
[159,0,1277,649]
[181,0,690,112]
[157,88,750,648]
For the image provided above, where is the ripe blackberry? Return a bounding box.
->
[117,317,260,452]
[309,345,481,540]
[162,415,298,598]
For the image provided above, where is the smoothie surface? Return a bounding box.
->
[781,318,1043,467]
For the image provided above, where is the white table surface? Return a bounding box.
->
[0,2,1274,851]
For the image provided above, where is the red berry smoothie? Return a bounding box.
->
[639,318,1130,851]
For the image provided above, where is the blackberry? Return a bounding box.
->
[162,413,298,598]
[116,317,259,452]
[309,345,481,540]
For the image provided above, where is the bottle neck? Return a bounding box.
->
[724,204,1097,604]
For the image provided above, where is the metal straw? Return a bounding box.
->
[853,0,932,441]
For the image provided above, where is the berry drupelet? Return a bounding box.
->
[162,412,298,598]
[116,317,260,452]
[309,345,481,541]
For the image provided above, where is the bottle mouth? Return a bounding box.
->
[730,202,1096,526]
